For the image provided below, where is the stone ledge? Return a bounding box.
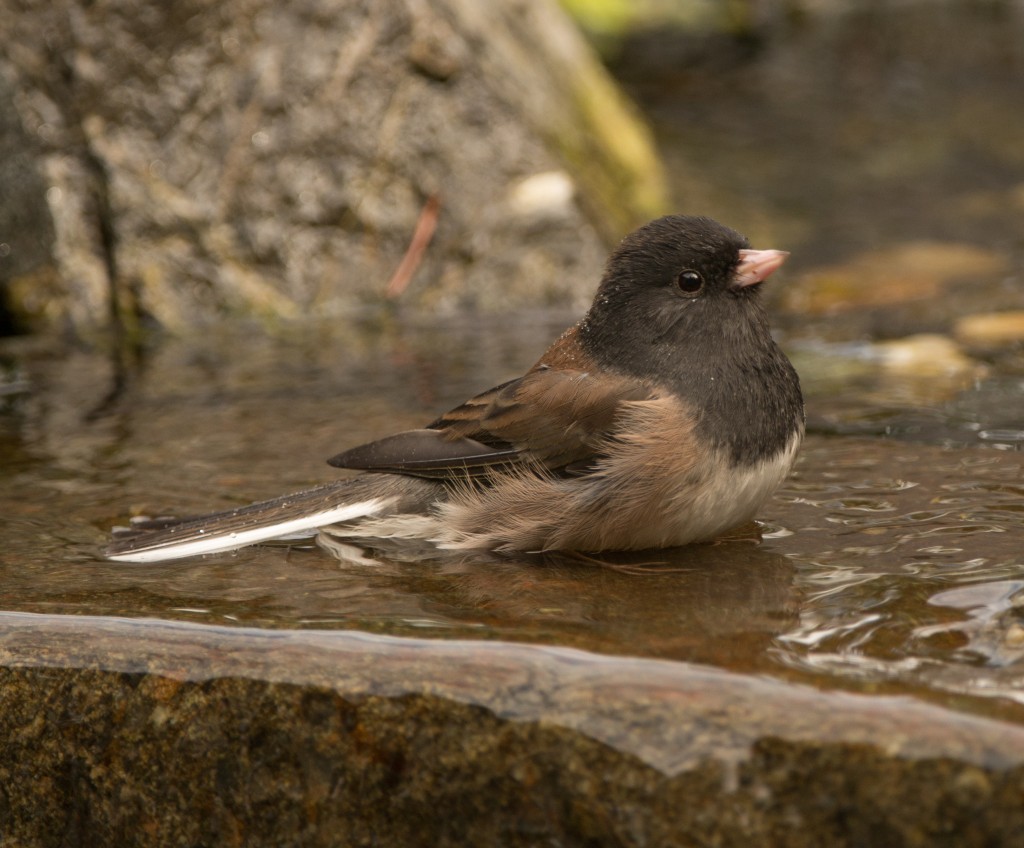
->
[1,613,1023,845]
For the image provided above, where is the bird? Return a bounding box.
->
[107,215,804,563]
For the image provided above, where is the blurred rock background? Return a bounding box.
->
[1,0,1022,352]
[0,0,666,335]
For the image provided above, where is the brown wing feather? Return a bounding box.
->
[432,368,652,468]
[330,325,655,480]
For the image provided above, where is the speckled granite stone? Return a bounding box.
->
[0,0,666,332]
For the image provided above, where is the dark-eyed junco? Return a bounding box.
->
[108,215,804,562]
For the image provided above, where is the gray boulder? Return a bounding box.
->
[0,0,666,333]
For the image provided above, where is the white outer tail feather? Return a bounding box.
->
[108,498,391,563]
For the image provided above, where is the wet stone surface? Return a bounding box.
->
[3,616,1024,847]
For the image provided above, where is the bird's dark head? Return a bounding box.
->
[579,215,789,377]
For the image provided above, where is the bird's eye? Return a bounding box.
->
[676,270,704,295]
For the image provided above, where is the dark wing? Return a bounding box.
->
[328,367,654,480]
[327,430,521,479]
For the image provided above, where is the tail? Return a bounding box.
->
[106,474,440,563]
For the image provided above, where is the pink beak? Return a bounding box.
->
[733,249,789,289]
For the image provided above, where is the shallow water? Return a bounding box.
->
[2,307,1022,726]
[2,0,1024,753]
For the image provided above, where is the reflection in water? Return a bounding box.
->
[365,545,798,669]
[922,580,1024,666]
[2,530,799,672]
[766,438,1024,715]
